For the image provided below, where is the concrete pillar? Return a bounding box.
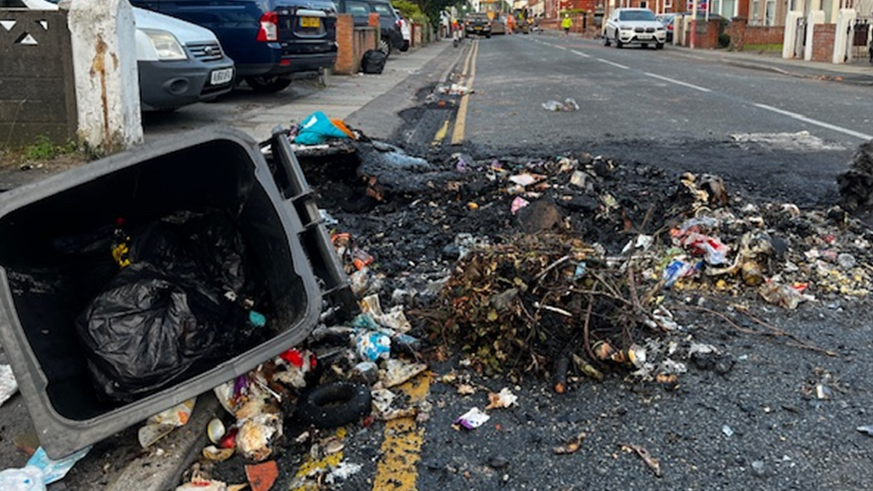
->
[783,10,803,58]
[67,0,142,154]
[803,9,824,60]
[833,8,856,63]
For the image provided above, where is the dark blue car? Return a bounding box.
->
[132,0,338,92]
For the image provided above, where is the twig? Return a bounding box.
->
[534,301,573,317]
[673,304,836,356]
[582,296,596,362]
[533,254,571,284]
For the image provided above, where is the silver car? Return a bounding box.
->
[604,8,667,49]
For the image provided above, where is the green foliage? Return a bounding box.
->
[742,42,783,52]
[23,135,77,161]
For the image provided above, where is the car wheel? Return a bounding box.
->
[656,42,664,49]
[615,35,623,48]
[486,33,491,38]
[604,32,611,46]
[245,76,292,93]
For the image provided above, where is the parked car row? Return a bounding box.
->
[14,0,236,110]
[9,0,410,111]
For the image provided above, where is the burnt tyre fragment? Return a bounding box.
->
[296,381,372,428]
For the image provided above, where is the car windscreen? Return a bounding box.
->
[619,10,656,21]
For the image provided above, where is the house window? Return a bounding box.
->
[751,0,760,24]
[764,0,775,24]
[640,0,648,7]
[665,0,672,7]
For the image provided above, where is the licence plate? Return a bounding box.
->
[300,17,320,28]
[638,34,652,39]
[210,68,233,86]
[474,26,482,30]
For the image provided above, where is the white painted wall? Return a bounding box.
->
[783,10,804,58]
[833,8,856,62]
[803,9,824,59]
[68,0,142,153]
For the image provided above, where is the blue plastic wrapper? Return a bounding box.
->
[663,259,701,288]
[356,331,391,361]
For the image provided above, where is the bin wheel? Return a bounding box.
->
[296,381,372,428]
[245,76,293,93]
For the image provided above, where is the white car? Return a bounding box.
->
[15,0,235,111]
[604,8,666,49]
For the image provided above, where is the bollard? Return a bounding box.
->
[67,0,142,155]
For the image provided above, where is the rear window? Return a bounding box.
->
[619,10,656,21]
[346,0,370,16]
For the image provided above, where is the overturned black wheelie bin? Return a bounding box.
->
[0,126,354,458]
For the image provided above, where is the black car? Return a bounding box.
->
[334,0,406,55]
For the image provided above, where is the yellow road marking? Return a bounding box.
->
[290,428,346,491]
[431,117,450,146]
[372,373,431,491]
[451,40,478,146]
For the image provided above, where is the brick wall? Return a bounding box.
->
[744,25,784,45]
[684,19,720,49]
[729,17,747,50]
[811,23,836,62]
[334,14,378,75]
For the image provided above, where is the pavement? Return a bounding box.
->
[92,31,872,490]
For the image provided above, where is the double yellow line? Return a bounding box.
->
[432,39,479,147]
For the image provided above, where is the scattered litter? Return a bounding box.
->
[0,445,92,490]
[454,408,490,430]
[857,425,873,436]
[139,398,196,448]
[510,196,530,215]
[0,364,18,406]
[360,294,412,332]
[294,111,353,145]
[207,418,227,445]
[356,330,391,362]
[382,358,428,388]
[175,470,229,491]
[245,460,278,491]
[236,413,282,462]
[757,281,811,310]
[621,443,662,477]
[437,83,471,96]
[542,98,579,111]
[553,432,586,455]
[485,388,518,410]
[202,446,234,462]
[325,462,363,484]
[722,425,734,437]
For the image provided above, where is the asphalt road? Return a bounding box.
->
[395,35,873,208]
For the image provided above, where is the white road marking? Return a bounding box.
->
[644,72,711,92]
[755,103,873,140]
[571,49,590,58]
[597,58,629,69]
[556,45,568,50]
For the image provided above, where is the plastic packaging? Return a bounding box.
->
[0,364,18,407]
[355,331,391,362]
